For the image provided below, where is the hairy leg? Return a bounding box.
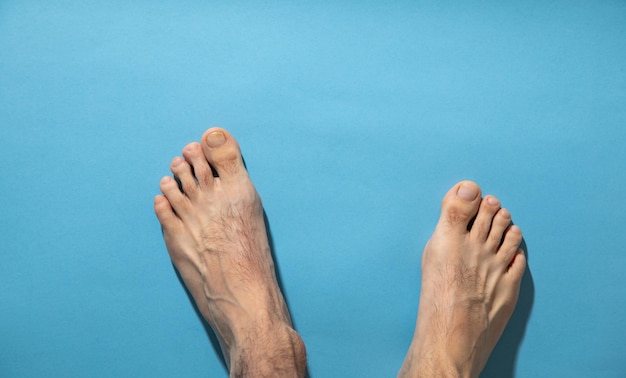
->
[154,128,306,377]
[399,181,526,378]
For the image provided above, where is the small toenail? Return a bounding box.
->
[206,131,226,148]
[499,208,511,218]
[172,157,183,166]
[457,183,479,201]
[161,176,173,184]
[487,196,499,206]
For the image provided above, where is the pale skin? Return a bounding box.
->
[398,182,526,377]
[154,128,306,377]
[154,127,525,378]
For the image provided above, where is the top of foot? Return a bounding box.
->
[400,181,526,378]
[154,127,306,377]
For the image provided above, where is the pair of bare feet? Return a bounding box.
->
[154,127,526,378]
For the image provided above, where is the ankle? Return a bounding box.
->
[229,323,306,377]
[400,342,472,378]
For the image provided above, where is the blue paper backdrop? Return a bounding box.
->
[1,1,625,377]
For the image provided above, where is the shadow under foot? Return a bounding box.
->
[481,238,535,378]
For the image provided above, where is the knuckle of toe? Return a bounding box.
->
[183,183,197,196]
[220,158,241,174]
[507,230,523,245]
[446,207,471,225]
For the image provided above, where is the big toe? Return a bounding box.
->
[201,127,247,181]
[437,180,482,234]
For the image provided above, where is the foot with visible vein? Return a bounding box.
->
[154,128,306,377]
[399,181,526,378]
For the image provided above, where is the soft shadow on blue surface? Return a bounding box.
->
[174,268,229,373]
[482,238,534,378]
[170,208,533,377]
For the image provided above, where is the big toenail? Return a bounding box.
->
[206,131,226,148]
[487,196,499,206]
[457,183,479,201]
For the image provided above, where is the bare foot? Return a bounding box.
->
[399,181,526,378]
[154,128,306,377]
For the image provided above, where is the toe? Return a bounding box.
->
[470,195,501,242]
[486,208,512,250]
[437,181,482,234]
[497,225,523,267]
[201,127,247,182]
[170,156,199,198]
[160,176,189,214]
[506,248,527,282]
[182,142,214,189]
[154,194,182,230]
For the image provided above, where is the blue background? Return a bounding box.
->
[1,1,625,377]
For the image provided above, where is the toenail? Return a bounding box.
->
[171,157,183,166]
[206,131,226,148]
[487,196,499,206]
[499,208,511,219]
[457,183,479,201]
[161,176,173,184]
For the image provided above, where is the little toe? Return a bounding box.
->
[486,208,512,250]
[437,180,482,234]
[182,142,214,189]
[497,225,523,267]
[506,248,527,282]
[200,127,248,182]
[160,176,189,214]
[471,195,501,242]
[154,194,181,230]
[170,156,199,198]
